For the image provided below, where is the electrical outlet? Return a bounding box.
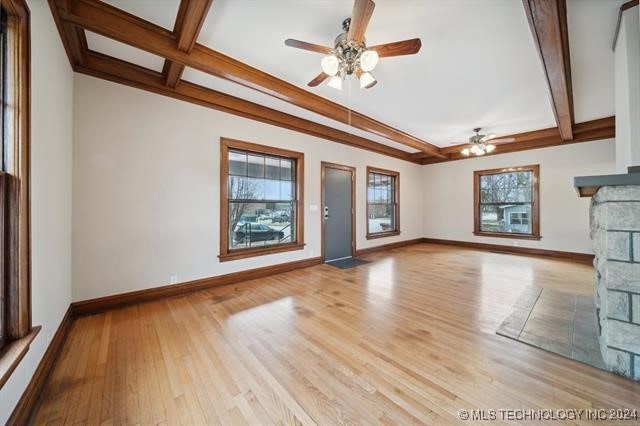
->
[170,275,178,284]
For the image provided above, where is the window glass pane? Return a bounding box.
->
[280,159,293,180]
[228,151,247,176]
[228,201,294,250]
[225,146,299,253]
[228,176,259,200]
[368,203,394,233]
[480,203,532,234]
[265,157,280,180]
[247,154,264,178]
[367,171,397,234]
[280,180,293,201]
[265,179,280,200]
[480,170,533,204]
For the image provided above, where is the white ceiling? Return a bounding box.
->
[98,0,620,149]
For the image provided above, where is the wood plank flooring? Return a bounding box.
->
[34,243,640,424]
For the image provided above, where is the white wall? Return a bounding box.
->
[0,1,73,423]
[72,74,424,301]
[615,7,640,172]
[422,140,616,254]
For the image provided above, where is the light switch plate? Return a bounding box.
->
[309,204,318,212]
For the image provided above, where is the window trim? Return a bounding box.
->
[0,0,36,390]
[219,138,304,262]
[366,166,400,240]
[473,164,541,240]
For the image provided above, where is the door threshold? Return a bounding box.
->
[325,256,353,263]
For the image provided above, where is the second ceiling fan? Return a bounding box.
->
[285,0,422,90]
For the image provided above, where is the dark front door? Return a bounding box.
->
[322,164,354,262]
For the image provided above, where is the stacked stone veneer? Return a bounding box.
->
[591,185,640,380]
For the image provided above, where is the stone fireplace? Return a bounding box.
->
[576,168,640,380]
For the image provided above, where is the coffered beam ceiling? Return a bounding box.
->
[52,0,445,158]
[417,116,614,165]
[49,0,615,165]
[48,0,419,163]
[162,0,213,88]
[523,0,574,141]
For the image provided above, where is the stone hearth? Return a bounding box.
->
[591,185,640,380]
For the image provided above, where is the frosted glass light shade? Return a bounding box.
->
[359,72,376,89]
[360,50,379,72]
[327,75,343,90]
[321,55,340,76]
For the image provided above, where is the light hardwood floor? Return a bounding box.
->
[34,244,640,424]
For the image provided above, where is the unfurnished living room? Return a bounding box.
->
[1,0,640,424]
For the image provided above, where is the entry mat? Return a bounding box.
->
[496,286,606,371]
[326,257,371,269]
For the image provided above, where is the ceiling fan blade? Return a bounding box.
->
[480,134,496,142]
[348,0,375,44]
[284,39,332,54]
[368,38,422,58]
[308,72,329,87]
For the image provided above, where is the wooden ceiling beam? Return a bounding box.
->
[48,0,88,68]
[74,50,419,163]
[418,116,615,164]
[55,0,445,158]
[162,0,213,88]
[523,0,574,141]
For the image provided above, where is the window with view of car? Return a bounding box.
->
[473,165,540,240]
[366,167,399,239]
[219,138,304,261]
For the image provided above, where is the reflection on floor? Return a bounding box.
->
[34,244,640,424]
[497,286,606,371]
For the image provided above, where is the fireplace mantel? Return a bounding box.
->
[574,166,640,197]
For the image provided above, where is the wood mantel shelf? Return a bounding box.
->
[574,166,640,197]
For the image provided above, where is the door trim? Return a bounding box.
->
[320,162,356,262]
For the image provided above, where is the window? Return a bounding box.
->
[366,167,399,239]
[220,138,304,261]
[474,165,540,240]
[0,0,37,390]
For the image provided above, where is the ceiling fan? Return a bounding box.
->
[284,0,422,90]
[459,128,515,156]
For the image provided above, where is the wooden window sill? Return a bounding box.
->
[219,242,305,262]
[366,231,400,240]
[473,231,542,241]
[0,326,41,390]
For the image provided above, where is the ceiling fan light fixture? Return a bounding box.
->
[359,71,376,89]
[461,148,470,156]
[359,49,379,72]
[321,54,340,76]
[327,75,343,90]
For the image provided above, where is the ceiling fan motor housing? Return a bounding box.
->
[333,28,366,76]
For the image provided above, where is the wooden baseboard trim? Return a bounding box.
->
[71,256,323,317]
[421,238,594,263]
[8,306,74,425]
[355,238,424,257]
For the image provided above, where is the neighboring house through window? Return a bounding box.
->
[219,138,304,261]
[473,165,540,240]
